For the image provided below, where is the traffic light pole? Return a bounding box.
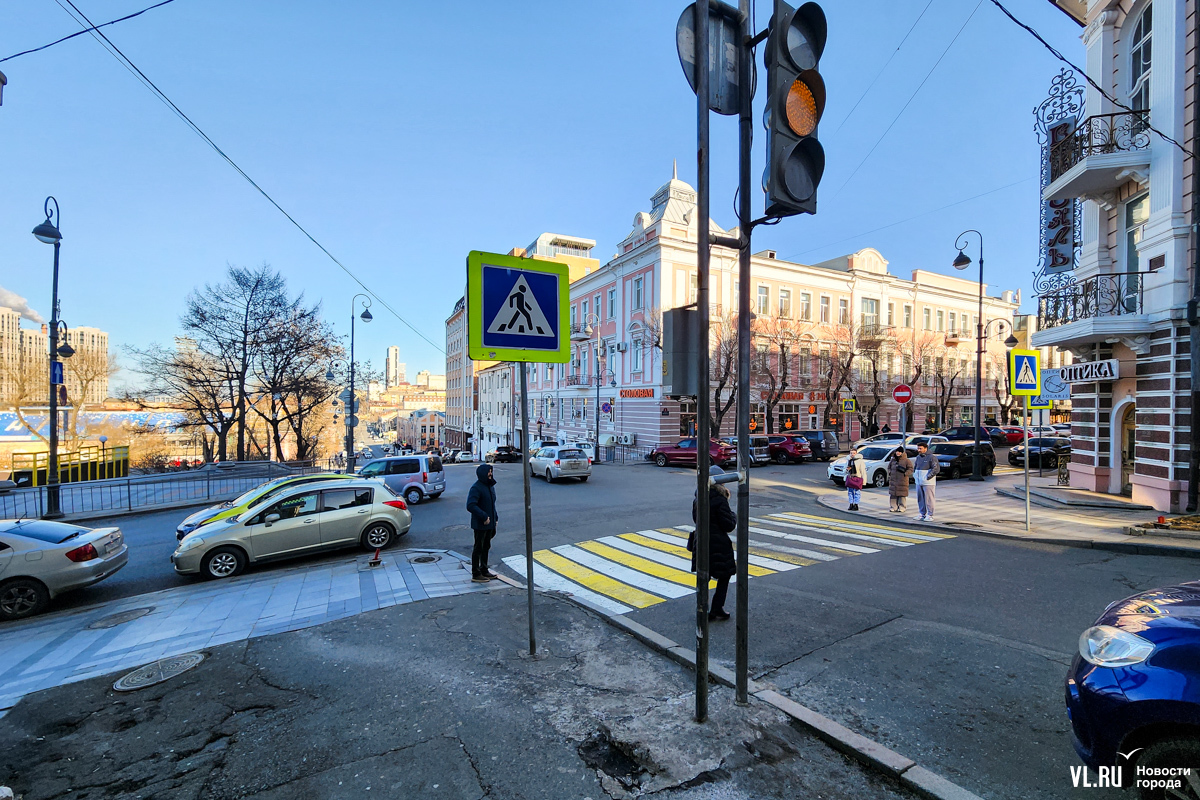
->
[733,0,753,706]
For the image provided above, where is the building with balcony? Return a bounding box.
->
[521,170,1021,451]
[1029,0,1194,511]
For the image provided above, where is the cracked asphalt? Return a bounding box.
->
[0,584,923,800]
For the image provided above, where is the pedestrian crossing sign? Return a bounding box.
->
[842,398,856,413]
[467,250,570,363]
[1009,349,1041,396]
[1027,396,1052,410]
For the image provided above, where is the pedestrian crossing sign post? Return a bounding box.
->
[1027,396,1052,410]
[842,398,856,413]
[1008,349,1041,396]
[467,250,570,363]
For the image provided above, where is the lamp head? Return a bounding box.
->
[326,369,335,381]
[1004,334,1019,347]
[360,308,373,323]
[99,435,108,443]
[57,342,75,359]
[952,250,971,270]
[32,219,62,244]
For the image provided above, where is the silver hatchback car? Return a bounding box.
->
[171,479,411,580]
[530,445,591,483]
[356,454,446,506]
[0,519,128,620]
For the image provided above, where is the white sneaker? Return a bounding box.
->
[914,515,926,522]
[924,516,933,523]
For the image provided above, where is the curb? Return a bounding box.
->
[994,486,1154,511]
[814,494,1200,560]
[525,582,983,800]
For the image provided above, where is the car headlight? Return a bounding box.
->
[176,537,206,554]
[1079,625,1155,667]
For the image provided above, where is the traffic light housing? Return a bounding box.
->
[764,0,827,217]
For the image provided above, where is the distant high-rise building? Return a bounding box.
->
[415,370,431,387]
[0,314,110,407]
[385,346,406,388]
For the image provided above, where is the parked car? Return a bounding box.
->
[176,473,350,540]
[852,432,906,450]
[1052,422,1072,434]
[828,443,909,488]
[938,426,1007,448]
[356,454,446,506]
[1027,425,1059,437]
[930,441,996,479]
[446,449,461,462]
[904,434,949,450]
[1008,437,1072,468]
[0,519,128,620]
[171,480,410,580]
[530,445,591,482]
[565,441,596,461]
[648,438,737,468]
[486,446,522,463]
[528,439,561,456]
[719,436,771,465]
[796,430,841,462]
[454,451,475,463]
[1066,580,1200,789]
[766,434,812,464]
[996,426,1028,446]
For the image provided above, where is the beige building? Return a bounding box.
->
[397,408,445,450]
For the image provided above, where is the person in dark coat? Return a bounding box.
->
[465,464,498,582]
[688,466,738,621]
[887,449,913,513]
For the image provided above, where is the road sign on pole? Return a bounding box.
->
[1009,349,1041,396]
[467,251,570,363]
[842,398,856,413]
[892,384,912,404]
[1039,368,1070,401]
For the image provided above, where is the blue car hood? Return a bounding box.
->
[1096,581,1200,640]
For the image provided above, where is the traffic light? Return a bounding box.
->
[764,0,827,217]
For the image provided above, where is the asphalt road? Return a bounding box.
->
[36,457,1200,799]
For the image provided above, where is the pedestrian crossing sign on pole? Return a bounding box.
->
[842,398,856,413]
[1028,396,1052,410]
[467,250,570,363]
[1009,349,1041,396]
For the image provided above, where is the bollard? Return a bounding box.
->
[368,548,382,568]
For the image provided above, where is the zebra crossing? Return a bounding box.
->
[501,511,954,615]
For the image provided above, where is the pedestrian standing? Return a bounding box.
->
[466,464,498,582]
[887,449,913,513]
[881,423,891,434]
[912,442,940,522]
[844,446,866,511]
[688,466,737,621]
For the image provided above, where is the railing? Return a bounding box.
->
[564,374,600,387]
[1037,272,1147,330]
[859,323,894,339]
[0,461,322,521]
[1049,111,1151,182]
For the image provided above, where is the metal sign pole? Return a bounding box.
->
[694,0,713,724]
[520,365,536,656]
[1024,395,1031,532]
[734,0,752,706]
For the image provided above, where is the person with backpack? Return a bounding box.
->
[845,446,867,511]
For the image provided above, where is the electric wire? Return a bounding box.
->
[0,0,178,64]
[52,0,446,354]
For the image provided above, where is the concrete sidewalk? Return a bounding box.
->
[0,585,924,800]
[817,472,1199,556]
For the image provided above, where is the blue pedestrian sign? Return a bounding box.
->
[468,251,570,363]
[1009,349,1041,396]
[50,361,64,386]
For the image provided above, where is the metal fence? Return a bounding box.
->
[605,444,656,465]
[0,462,322,521]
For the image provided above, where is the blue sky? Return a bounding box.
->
[0,0,1082,386]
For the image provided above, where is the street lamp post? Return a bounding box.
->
[327,294,372,473]
[952,231,986,481]
[578,313,604,455]
[33,197,66,518]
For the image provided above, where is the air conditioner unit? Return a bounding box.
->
[615,342,629,352]
[599,433,618,446]
[619,432,637,445]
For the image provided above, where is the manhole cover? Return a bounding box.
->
[89,606,154,629]
[410,554,441,564]
[113,652,206,692]
[441,524,469,533]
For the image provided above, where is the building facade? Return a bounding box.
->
[1030,0,1195,511]
[0,314,110,410]
[520,173,1021,451]
[397,408,445,451]
[477,362,515,458]
[385,346,405,388]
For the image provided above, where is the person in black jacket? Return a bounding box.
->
[689,466,738,621]
[466,464,498,582]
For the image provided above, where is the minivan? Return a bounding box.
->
[356,454,446,505]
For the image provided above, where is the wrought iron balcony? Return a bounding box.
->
[858,323,893,341]
[563,374,598,387]
[1037,272,1146,330]
[1048,111,1151,183]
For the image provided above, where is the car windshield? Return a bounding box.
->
[2,520,91,544]
[558,449,585,459]
[229,477,288,507]
[931,443,965,455]
[859,446,892,460]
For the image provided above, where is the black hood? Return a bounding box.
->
[476,465,493,482]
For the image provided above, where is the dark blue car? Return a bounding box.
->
[1066,581,1200,797]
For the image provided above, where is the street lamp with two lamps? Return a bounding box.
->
[327,294,372,472]
[32,197,71,518]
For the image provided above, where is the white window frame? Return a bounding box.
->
[633,276,644,310]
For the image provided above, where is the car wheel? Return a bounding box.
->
[872,470,888,489]
[1046,455,1058,468]
[578,476,589,482]
[546,469,555,483]
[655,454,668,467]
[1134,737,1200,798]
[822,455,831,462]
[404,487,423,505]
[832,479,844,487]
[0,578,50,621]
[948,465,961,480]
[362,522,395,551]
[203,547,246,580]
[774,452,789,465]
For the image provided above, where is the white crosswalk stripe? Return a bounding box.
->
[754,517,917,548]
[746,525,880,554]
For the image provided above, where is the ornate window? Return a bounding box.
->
[1129,4,1152,112]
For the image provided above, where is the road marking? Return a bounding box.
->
[550,546,693,599]
[503,555,633,615]
[599,536,696,573]
[757,516,918,547]
[628,530,775,576]
[534,551,663,608]
[745,540,837,562]
[746,525,876,554]
[577,541,699,588]
[768,515,939,543]
[779,511,955,539]
[747,545,817,566]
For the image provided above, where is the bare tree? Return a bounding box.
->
[708,312,740,435]
[933,352,966,428]
[128,342,240,459]
[756,315,803,433]
[988,351,1019,424]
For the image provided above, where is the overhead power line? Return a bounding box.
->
[51,0,446,354]
[1,0,179,64]
[985,0,1187,156]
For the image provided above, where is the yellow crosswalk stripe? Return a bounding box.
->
[779,511,955,539]
[577,541,709,588]
[533,551,663,608]
[747,546,816,566]
[623,532,775,576]
[656,527,689,539]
